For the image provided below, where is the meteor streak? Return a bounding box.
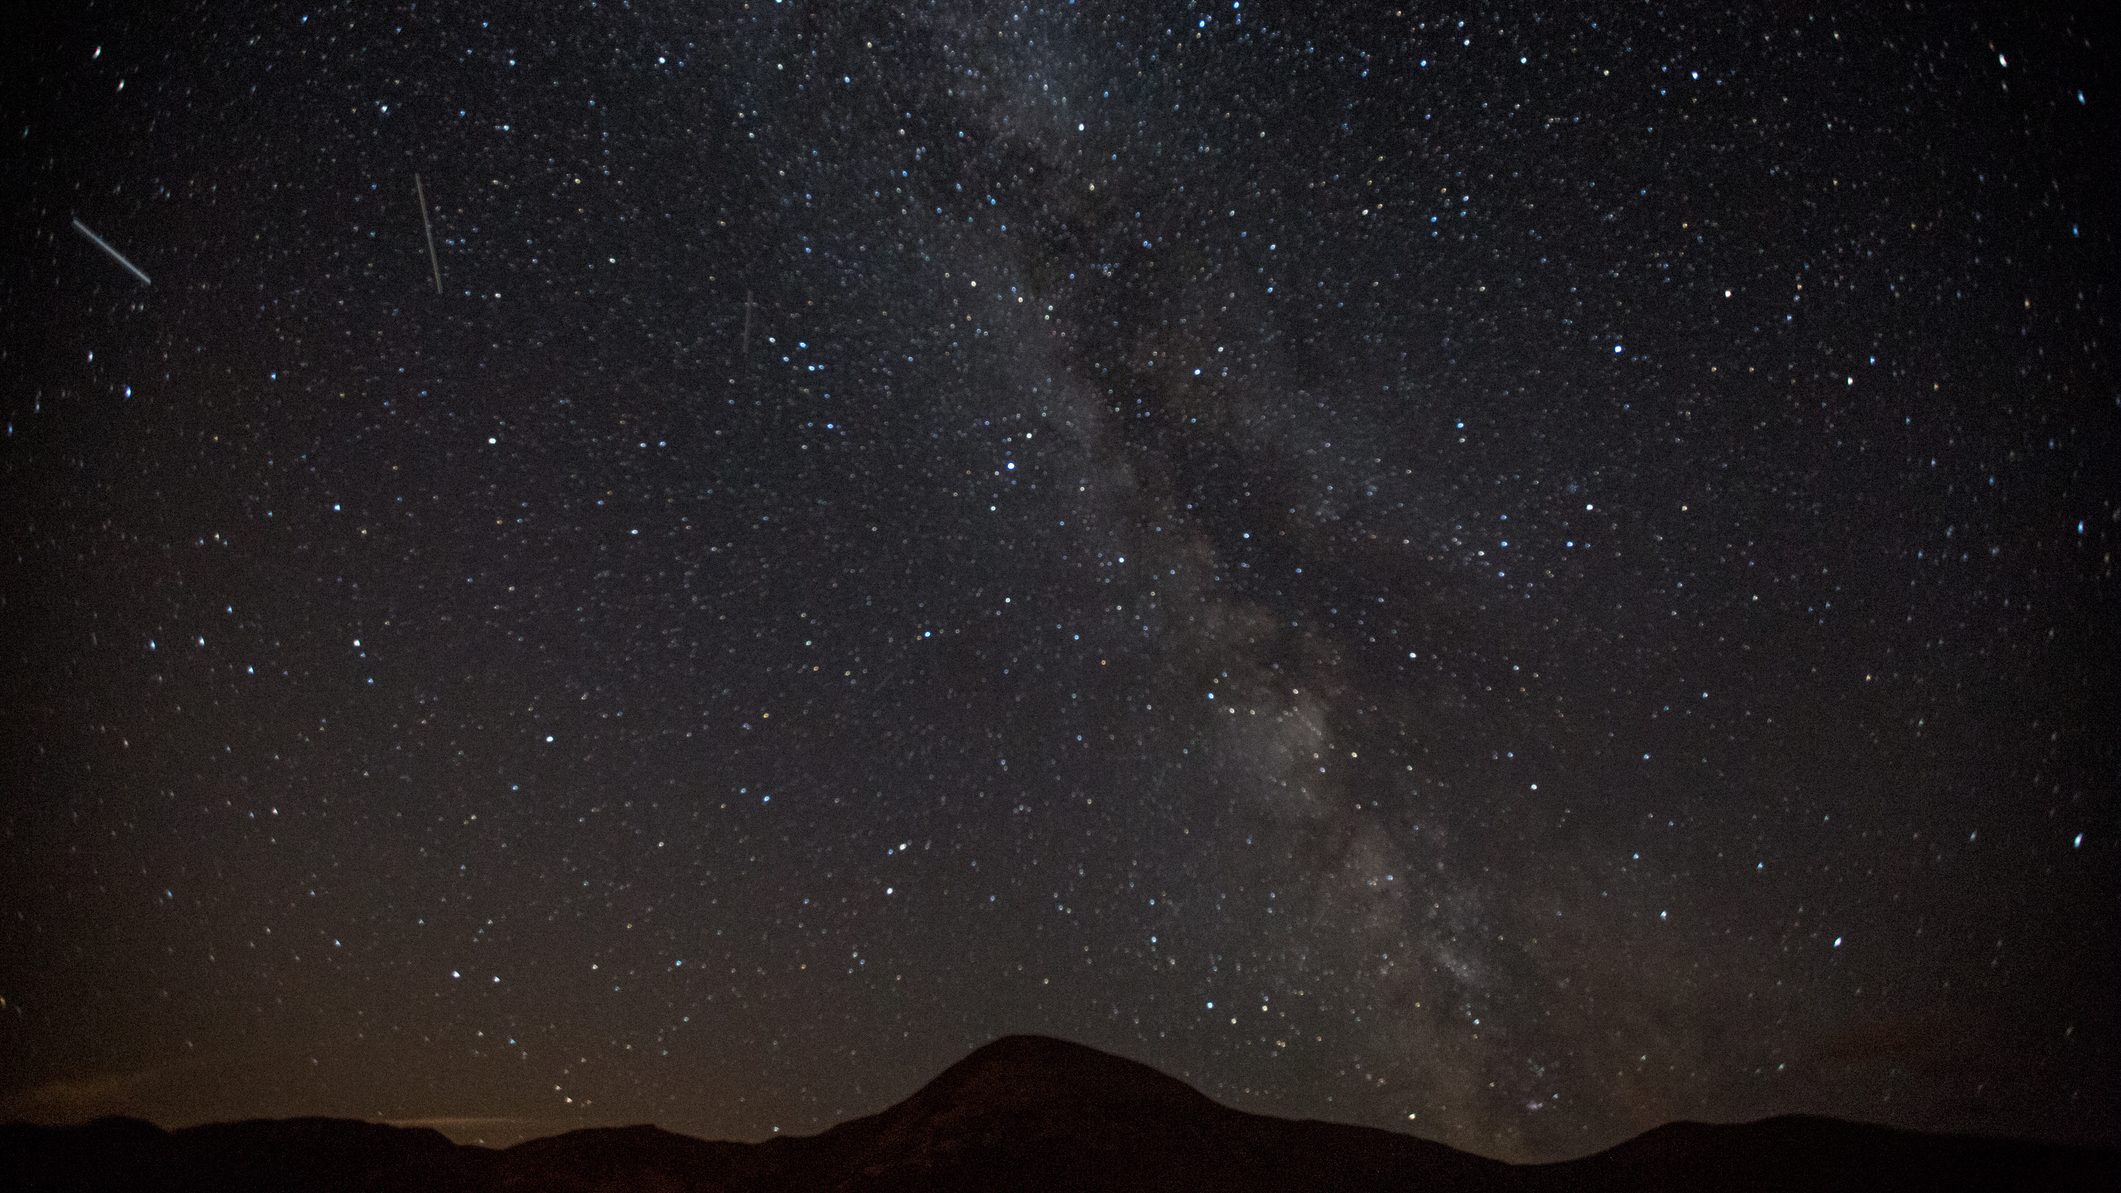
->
[414,172,443,294]
[70,218,152,286]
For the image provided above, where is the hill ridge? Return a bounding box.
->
[4,1036,2114,1191]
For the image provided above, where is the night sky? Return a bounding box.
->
[3,0,2116,1165]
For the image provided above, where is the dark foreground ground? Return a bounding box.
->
[5,1036,2114,1192]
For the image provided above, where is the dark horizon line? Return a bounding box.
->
[7,1033,2116,1168]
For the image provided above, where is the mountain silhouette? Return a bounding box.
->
[4,1035,2113,1191]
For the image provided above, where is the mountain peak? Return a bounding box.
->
[958,1033,1117,1065]
[944,1035,1193,1089]
[890,1034,1220,1129]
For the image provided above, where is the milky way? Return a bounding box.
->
[2,1,2114,1163]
